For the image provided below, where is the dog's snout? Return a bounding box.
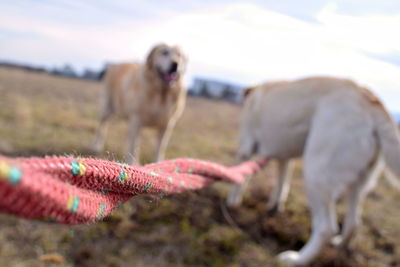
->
[169,62,178,73]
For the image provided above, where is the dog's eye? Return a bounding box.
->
[161,50,169,56]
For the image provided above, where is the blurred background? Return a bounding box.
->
[1,0,400,114]
[0,1,399,266]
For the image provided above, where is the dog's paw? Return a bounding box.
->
[331,235,353,252]
[330,235,343,247]
[267,202,284,214]
[278,250,303,266]
[226,193,242,208]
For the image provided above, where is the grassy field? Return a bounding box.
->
[0,67,399,267]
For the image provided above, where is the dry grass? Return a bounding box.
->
[0,67,399,267]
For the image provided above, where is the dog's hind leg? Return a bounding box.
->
[267,159,293,213]
[278,174,338,266]
[331,156,384,248]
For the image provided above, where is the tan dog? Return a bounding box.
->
[93,44,187,164]
[227,77,400,266]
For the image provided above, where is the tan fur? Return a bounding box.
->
[227,76,400,265]
[93,44,187,164]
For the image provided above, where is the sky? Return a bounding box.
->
[1,0,400,111]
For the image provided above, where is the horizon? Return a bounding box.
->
[1,1,400,111]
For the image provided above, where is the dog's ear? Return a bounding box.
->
[243,85,257,98]
[181,50,188,73]
[172,45,188,73]
[146,44,162,70]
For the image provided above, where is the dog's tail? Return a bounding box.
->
[373,105,400,180]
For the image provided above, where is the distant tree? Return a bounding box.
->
[221,85,236,100]
[61,64,77,78]
[83,69,102,80]
[51,64,77,78]
[199,82,211,98]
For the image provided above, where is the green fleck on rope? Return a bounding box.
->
[71,160,86,176]
[150,171,158,177]
[71,161,78,175]
[180,180,185,187]
[8,167,22,185]
[67,196,80,213]
[118,171,128,183]
[175,167,180,173]
[189,167,194,174]
[0,162,22,185]
[167,177,173,183]
[97,203,106,218]
[144,182,152,192]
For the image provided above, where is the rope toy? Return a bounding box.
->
[0,155,267,224]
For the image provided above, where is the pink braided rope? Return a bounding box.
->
[0,155,267,224]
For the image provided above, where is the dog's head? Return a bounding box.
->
[146,43,187,84]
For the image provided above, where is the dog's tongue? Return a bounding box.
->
[164,73,177,82]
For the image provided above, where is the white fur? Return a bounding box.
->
[227,77,400,266]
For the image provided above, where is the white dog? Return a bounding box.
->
[93,44,187,164]
[227,77,400,265]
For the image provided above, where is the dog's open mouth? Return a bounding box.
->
[163,72,178,83]
[159,62,179,83]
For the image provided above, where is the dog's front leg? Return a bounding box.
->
[93,118,109,153]
[267,159,293,213]
[226,154,253,207]
[126,116,142,165]
[92,102,113,153]
[155,120,176,162]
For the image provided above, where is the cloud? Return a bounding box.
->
[0,1,399,110]
[316,3,400,54]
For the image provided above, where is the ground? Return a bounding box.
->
[0,67,399,267]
